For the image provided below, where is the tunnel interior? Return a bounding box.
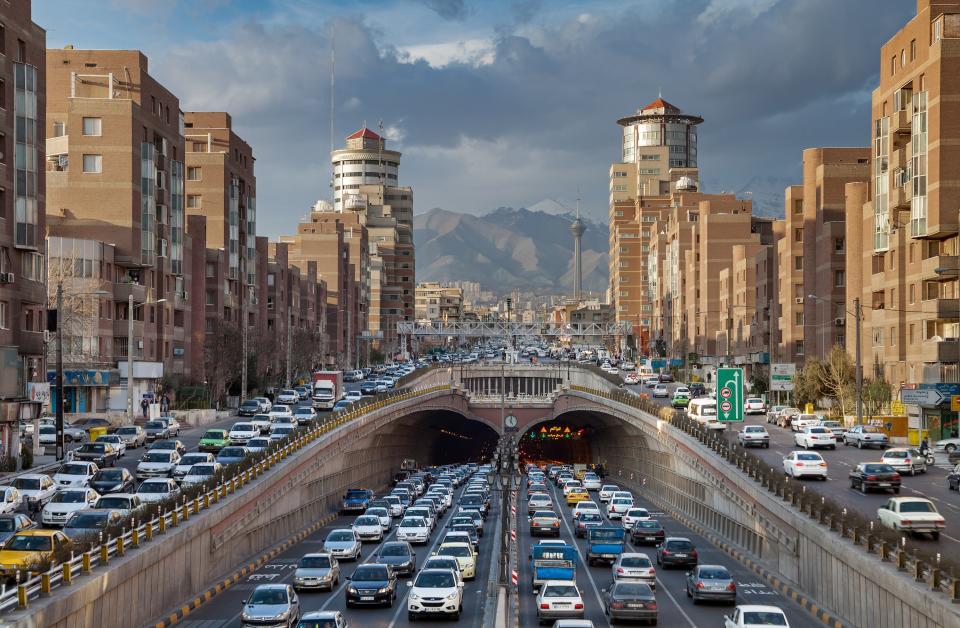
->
[518,410,644,468]
[376,410,500,467]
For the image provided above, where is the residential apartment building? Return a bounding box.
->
[415,282,463,321]
[45,48,189,411]
[0,2,46,401]
[846,0,960,439]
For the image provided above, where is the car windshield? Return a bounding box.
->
[634,520,661,530]
[665,540,694,551]
[439,545,471,557]
[5,535,52,551]
[543,584,578,597]
[66,513,109,528]
[248,588,288,605]
[241,401,259,407]
[83,444,106,453]
[327,530,354,542]
[416,571,455,587]
[51,491,87,504]
[613,582,653,596]
[742,611,788,625]
[863,464,895,473]
[353,566,388,581]
[96,497,130,509]
[190,465,216,476]
[796,454,822,461]
[297,619,338,628]
[138,482,170,493]
[248,439,269,448]
[884,451,908,458]
[220,448,245,457]
[400,518,426,528]
[116,427,138,435]
[612,498,632,505]
[747,398,762,403]
[697,567,731,579]
[145,421,164,429]
[299,556,331,568]
[809,428,830,434]
[232,424,254,432]
[272,428,292,435]
[626,509,645,516]
[621,556,652,568]
[355,516,379,526]
[181,455,209,465]
[580,514,602,522]
[862,426,881,433]
[202,431,225,439]
[900,501,936,513]
[452,525,475,535]
[745,427,765,433]
[96,469,124,480]
[143,452,172,463]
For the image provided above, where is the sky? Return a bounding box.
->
[35,0,915,234]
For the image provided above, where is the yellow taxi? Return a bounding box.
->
[566,489,590,506]
[433,542,477,579]
[575,469,588,481]
[0,529,70,574]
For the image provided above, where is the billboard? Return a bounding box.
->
[769,363,796,391]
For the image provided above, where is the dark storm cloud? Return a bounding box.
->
[417,0,470,20]
[154,0,913,231]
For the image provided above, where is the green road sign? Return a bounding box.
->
[716,367,744,422]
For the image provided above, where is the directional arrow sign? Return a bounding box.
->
[716,367,744,422]
[900,388,946,407]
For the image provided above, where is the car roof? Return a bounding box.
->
[17,473,51,480]
[735,604,787,612]
[302,611,342,619]
[12,529,62,537]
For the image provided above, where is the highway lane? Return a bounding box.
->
[177,473,496,628]
[629,380,960,548]
[517,473,822,627]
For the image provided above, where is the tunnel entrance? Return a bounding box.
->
[380,410,500,466]
[518,414,603,466]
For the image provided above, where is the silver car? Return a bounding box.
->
[241,584,300,628]
[684,564,737,604]
[323,528,362,561]
[292,553,340,592]
[114,425,146,448]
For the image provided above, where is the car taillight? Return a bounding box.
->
[727,582,737,591]
[696,582,705,589]
[690,550,698,557]
[611,601,625,609]
[616,568,625,574]
[540,603,549,609]
[661,550,669,556]
[892,474,900,480]
[866,475,877,481]
[552,522,559,527]
[574,603,584,610]
[902,520,912,525]
[647,602,657,610]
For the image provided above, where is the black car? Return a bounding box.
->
[656,537,698,568]
[70,418,113,431]
[73,442,119,467]
[603,581,658,623]
[688,383,706,397]
[374,541,417,577]
[89,468,136,494]
[238,399,260,416]
[849,463,902,494]
[345,563,397,607]
[950,464,960,491]
[630,519,666,545]
[359,381,379,395]
[148,439,186,455]
[450,523,480,550]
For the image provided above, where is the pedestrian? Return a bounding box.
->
[920,437,929,456]
[140,398,149,419]
[160,393,170,414]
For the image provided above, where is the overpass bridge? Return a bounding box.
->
[3,365,958,628]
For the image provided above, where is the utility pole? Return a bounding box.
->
[55,283,64,461]
[285,310,293,389]
[127,293,135,423]
[241,285,250,401]
[854,296,862,425]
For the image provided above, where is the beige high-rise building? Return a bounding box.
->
[415,282,463,321]
[847,0,960,439]
[332,127,414,355]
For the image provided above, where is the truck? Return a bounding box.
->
[529,542,578,593]
[312,370,344,410]
[340,488,373,514]
[586,526,625,565]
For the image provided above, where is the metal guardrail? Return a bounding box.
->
[567,384,960,605]
[0,383,453,614]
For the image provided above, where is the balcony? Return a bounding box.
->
[920,339,960,364]
[921,298,960,320]
[113,318,144,339]
[891,184,911,210]
[922,255,959,281]
[893,108,912,135]
[114,281,146,303]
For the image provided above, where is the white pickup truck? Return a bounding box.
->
[876,497,946,540]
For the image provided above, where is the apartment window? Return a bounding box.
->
[205,262,215,278]
[910,39,917,61]
[873,329,883,346]
[909,283,915,304]
[613,171,628,178]
[834,237,844,252]
[612,185,627,192]
[615,211,624,218]
[186,195,201,209]
[82,154,102,173]
[81,117,101,136]
[0,78,4,109]
[267,273,275,287]
[795,340,804,355]
[52,121,65,137]
[890,326,896,346]
[890,55,896,76]
[900,49,906,68]
[794,256,803,271]
[909,323,915,344]
[934,19,942,43]
[205,291,214,306]
[834,270,845,287]
[187,166,201,181]
[0,188,5,219]
[0,24,5,56]
[0,301,6,329]
[795,312,803,326]
[794,228,803,243]
[16,39,23,63]
[793,200,802,214]
[0,132,5,163]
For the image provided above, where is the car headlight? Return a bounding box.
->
[273,611,289,621]
[378,586,391,594]
[409,592,419,600]
[240,611,251,622]
[446,592,458,600]
[347,586,358,594]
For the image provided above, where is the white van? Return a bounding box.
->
[687,398,725,430]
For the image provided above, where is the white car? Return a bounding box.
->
[724,605,791,628]
[406,507,435,531]
[136,450,181,480]
[652,384,669,398]
[571,501,601,519]
[880,448,927,476]
[181,462,223,487]
[344,390,363,402]
[292,407,316,425]
[561,481,583,496]
[249,415,273,434]
[607,496,634,519]
[0,486,22,515]
[598,485,620,503]
[611,552,656,588]
[53,462,99,488]
[536,580,585,624]
[364,507,392,531]
[621,507,651,529]
[95,434,127,457]
[581,473,602,490]
[743,398,766,415]
[12,473,57,509]
[934,437,960,454]
[782,451,828,479]
[422,556,465,589]
[228,422,260,445]
[135,478,181,504]
[323,528,362,560]
[276,389,300,405]
[352,514,384,541]
[790,414,821,432]
[876,497,945,539]
[407,568,463,619]
[528,493,553,512]
[817,420,846,440]
[268,425,295,442]
[41,488,100,527]
[383,495,405,518]
[172,452,216,481]
[245,437,271,454]
[268,405,294,421]
[794,426,837,450]
[738,425,770,448]
[396,516,430,544]
[93,493,144,518]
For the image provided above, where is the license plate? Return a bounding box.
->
[553,603,570,608]
[673,554,686,558]
[361,596,374,601]
[645,536,657,541]
[877,483,890,487]
[627,603,645,609]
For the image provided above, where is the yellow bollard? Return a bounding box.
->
[181,502,189,521]
[171,508,179,526]
[204,493,210,509]
[100,543,109,565]
[193,498,200,514]
[82,552,91,572]
[40,572,51,595]
[231,477,237,493]
[17,584,27,609]
[131,527,140,547]
[62,561,72,586]
[159,515,166,534]
[212,487,220,503]
[146,520,154,540]
[116,535,125,556]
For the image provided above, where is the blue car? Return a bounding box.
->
[216,446,249,465]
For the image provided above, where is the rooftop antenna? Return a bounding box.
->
[329,27,335,197]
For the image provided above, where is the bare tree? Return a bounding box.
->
[814,345,856,418]
[204,319,242,404]
[47,247,110,369]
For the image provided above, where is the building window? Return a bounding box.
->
[909,283,915,304]
[187,166,201,181]
[873,329,883,346]
[187,195,201,209]
[909,323,915,344]
[795,340,804,355]
[267,273,275,287]
[934,19,942,44]
[16,39,24,63]
[910,39,917,61]
[0,78,4,109]
[205,291,215,306]
[795,312,803,326]
[82,154,102,173]
[205,262,215,278]
[794,256,803,271]
[834,237,845,252]
[890,326,896,346]
[81,117,101,136]
[794,228,802,242]
[0,301,6,329]
[890,55,896,76]
[793,200,802,214]
[834,270,845,287]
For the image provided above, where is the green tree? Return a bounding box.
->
[791,359,823,408]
